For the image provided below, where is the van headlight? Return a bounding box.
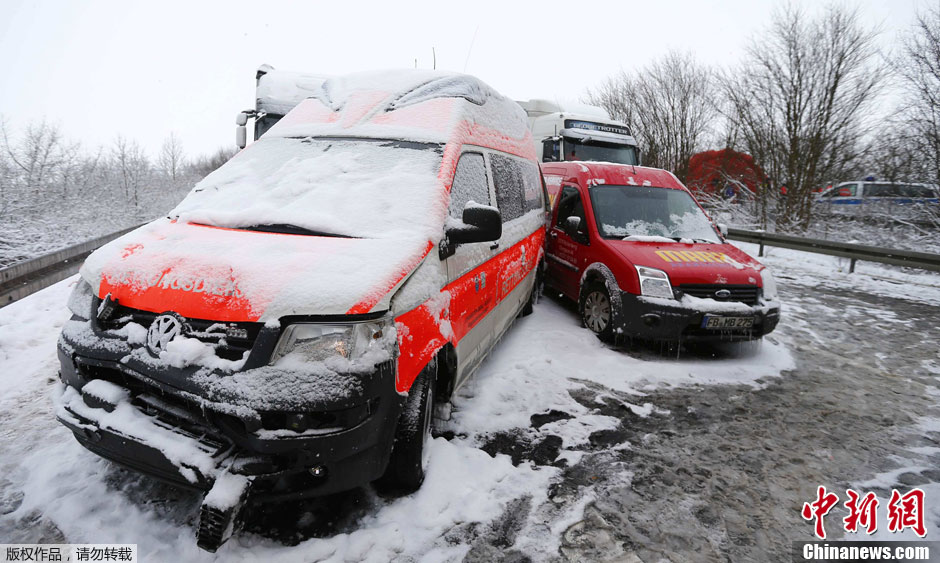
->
[67,278,95,320]
[635,265,675,299]
[270,319,395,365]
[760,268,778,301]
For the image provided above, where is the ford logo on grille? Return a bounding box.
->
[714,289,732,299]
[146,314,186,356]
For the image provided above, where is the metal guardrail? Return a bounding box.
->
[0,224,145,308]
[726,228,940,273]
[1,224,937,309]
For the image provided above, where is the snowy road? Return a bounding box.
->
[1,245,939,562]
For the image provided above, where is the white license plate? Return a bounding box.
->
[702,315,755,329]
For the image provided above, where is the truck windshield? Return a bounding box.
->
[563,137,638,165]
[171,137,444,240]
[590,185,720,243]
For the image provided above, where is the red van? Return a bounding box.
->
[541,162,780,342]
[55,70,546,551]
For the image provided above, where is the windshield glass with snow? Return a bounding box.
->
[171,137,444,240]
[563,138,638,165]
[589,185,720,243]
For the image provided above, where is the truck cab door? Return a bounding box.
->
[547,185,589,300]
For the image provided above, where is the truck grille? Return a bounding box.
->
[96,304,263,361]
[678,284,760,305]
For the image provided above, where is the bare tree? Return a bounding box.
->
[111,135,150,209]
[189,147,237,177]
[893,3,940,186]
[721,4,884,230]
[158,132,185,183]
[1,118,80,201]
[586,51,718,181]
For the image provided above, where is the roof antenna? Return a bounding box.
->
[414,58,418,69]
[463,25,479,72]
[432,47,437,70]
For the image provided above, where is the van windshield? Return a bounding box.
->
[563,137,638,165]
[171,137,444,240]
[589,185,720,243]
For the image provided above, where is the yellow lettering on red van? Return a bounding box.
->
[655,250,732,264]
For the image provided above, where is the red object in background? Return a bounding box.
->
[686,148,766,199]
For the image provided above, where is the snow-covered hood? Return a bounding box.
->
[608,240,765,286]
[80,219,432,323]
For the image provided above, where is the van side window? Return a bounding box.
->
[829,183,856,197]
[491,153,525,222]
[867,184,893,197]
[491,154,543,222]
[449,152,489,219]
[519,160,544,213]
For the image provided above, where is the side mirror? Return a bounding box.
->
[440,204,502,259]
[717,223,728,237]
[563,216,582,236]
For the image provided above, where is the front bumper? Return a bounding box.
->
[616,292,780,342]
[55,326,405,502]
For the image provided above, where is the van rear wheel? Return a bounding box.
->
[376,360,435,493]
[581,282,614,343]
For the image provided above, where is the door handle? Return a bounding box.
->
[490,242,500,250]
[549,231,557,238]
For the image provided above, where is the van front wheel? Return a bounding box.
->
[377,360,435,493]
[581,282,614,343]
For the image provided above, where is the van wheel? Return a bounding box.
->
[520,284,537,317]
[519,262,544,318]
[581,282,614,342]
[377,360,435,493]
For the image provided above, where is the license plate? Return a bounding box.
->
[702,315,755,329]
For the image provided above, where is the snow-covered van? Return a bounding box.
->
[516,99,640,166]
[541,161,780,342]
[55,70,547,551]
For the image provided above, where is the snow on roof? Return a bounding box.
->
[260,69,532,151]
[256,67,330,117]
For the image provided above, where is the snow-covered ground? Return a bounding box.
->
[1,245,938,561]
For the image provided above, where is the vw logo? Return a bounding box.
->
[146,314,186,356]
[714,289,732,299]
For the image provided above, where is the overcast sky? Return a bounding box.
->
[0,0,926,158]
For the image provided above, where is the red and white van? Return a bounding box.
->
[55,70,546,550]
[541,161,780,342]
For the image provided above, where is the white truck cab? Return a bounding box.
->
[516,99,640,165]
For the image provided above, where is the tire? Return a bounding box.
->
[377,360,435,493]
[580,281,614,343]
[519,262,544,318]
[519,283,536,317]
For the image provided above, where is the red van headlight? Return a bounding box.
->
[634,265,675,299]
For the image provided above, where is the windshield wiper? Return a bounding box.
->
[240,224,356,238]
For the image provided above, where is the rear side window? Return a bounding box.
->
[866,183,901,197]
[897,184,934,197]
[491,153,543,222]
[449,152,489,219]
